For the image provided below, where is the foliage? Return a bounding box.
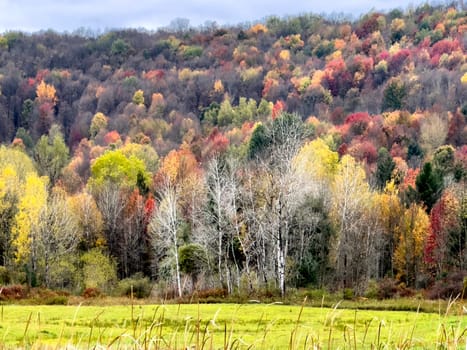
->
[382,78,406,111]
[0,4,465,297]
[116,273,152,298]
[90,149,150,190]
[80,248,117,293]
[415,162,443,211]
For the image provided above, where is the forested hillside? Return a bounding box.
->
[0,3,465,298]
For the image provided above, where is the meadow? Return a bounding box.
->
[0,300,465,349]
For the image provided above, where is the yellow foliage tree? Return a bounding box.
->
[374,181,404,277]
[279,49,290,61]
[89,112,108,138]
[213,79,224,94]
[461,72,467,85]
[13,174,48,267]
[249,23,268,35]
[393,203,429,287]
[293,138,339,190]
[132,89,145,106]
[36,80,57,106]
[330,155,373,290]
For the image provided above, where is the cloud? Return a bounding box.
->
[0,0,427,33]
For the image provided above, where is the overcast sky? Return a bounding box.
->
[0,0,434,33]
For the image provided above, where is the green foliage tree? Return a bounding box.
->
[247,123,270,159]
[432,145,455,176]
[34,125,69,185]
[375,147,396,189]
[81,248,117,293]
[179,243,208,287]
[382,78,406,111]
[416,162,443,212]
[111,38,132,56]
[90,149,150,190]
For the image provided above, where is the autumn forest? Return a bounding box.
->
[0,3,465,300]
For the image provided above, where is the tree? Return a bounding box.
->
[375,181,404,278]
[12,173,48,286]
[416,162,443,212]
[247,123,270,159]
[132,89,145,106]
[36,188,79,287]
[293,138,339,198]
[34,125,69,185]
[382,78,406,111]
[89,112,108,138]
[420,113,448,157]
[246,113,309,297]
[202,155,242,292]
[424,188,463,276]
[0,147,36,268]
[81,248,117,293]
[393,203,429,287]
[149,179,183,297]
[92,182,127,275]
[375,147,396,189]
[69,191,104,251]
[36,80,57,106]
[178,243,208,289]
[330,155,376,293]
[90,149,150,191]
[432,145,455,177]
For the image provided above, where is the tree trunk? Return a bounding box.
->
[174,243,182,298]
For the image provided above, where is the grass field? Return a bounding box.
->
[0,301,465,349]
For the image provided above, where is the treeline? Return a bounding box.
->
[0,3,465,297]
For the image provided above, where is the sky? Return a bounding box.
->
[0,0,435,33]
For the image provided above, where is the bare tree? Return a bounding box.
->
[93,182,127,269]
[247,113,309,297]
[201,156,243,292]
[37,191,79,288]
[149,178,183,298]
[330,155,376,294]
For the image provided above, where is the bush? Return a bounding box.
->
[377,278,399,299]
[364,279,379,299]
[0,284,27,300]
[82,287,102,298]
[116,273,152,299]
[44,295,68,305]
[343,288,354,300]
[376,278,415,299]
[303,288,331,301]
[425,272,466,300]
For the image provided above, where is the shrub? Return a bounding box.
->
[377,278,399,299]
[364,280,379,299]
[425,272,466,300]
[82,287,102,298]
[44,295,68,305]
[0,284,27,300]
[343,288,354,300]
[116,273,152,299]
[303,288,331,300]
[376,278,415,299]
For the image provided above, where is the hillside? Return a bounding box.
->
[0,3,465,298]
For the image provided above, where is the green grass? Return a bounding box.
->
[0,301,465,349]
